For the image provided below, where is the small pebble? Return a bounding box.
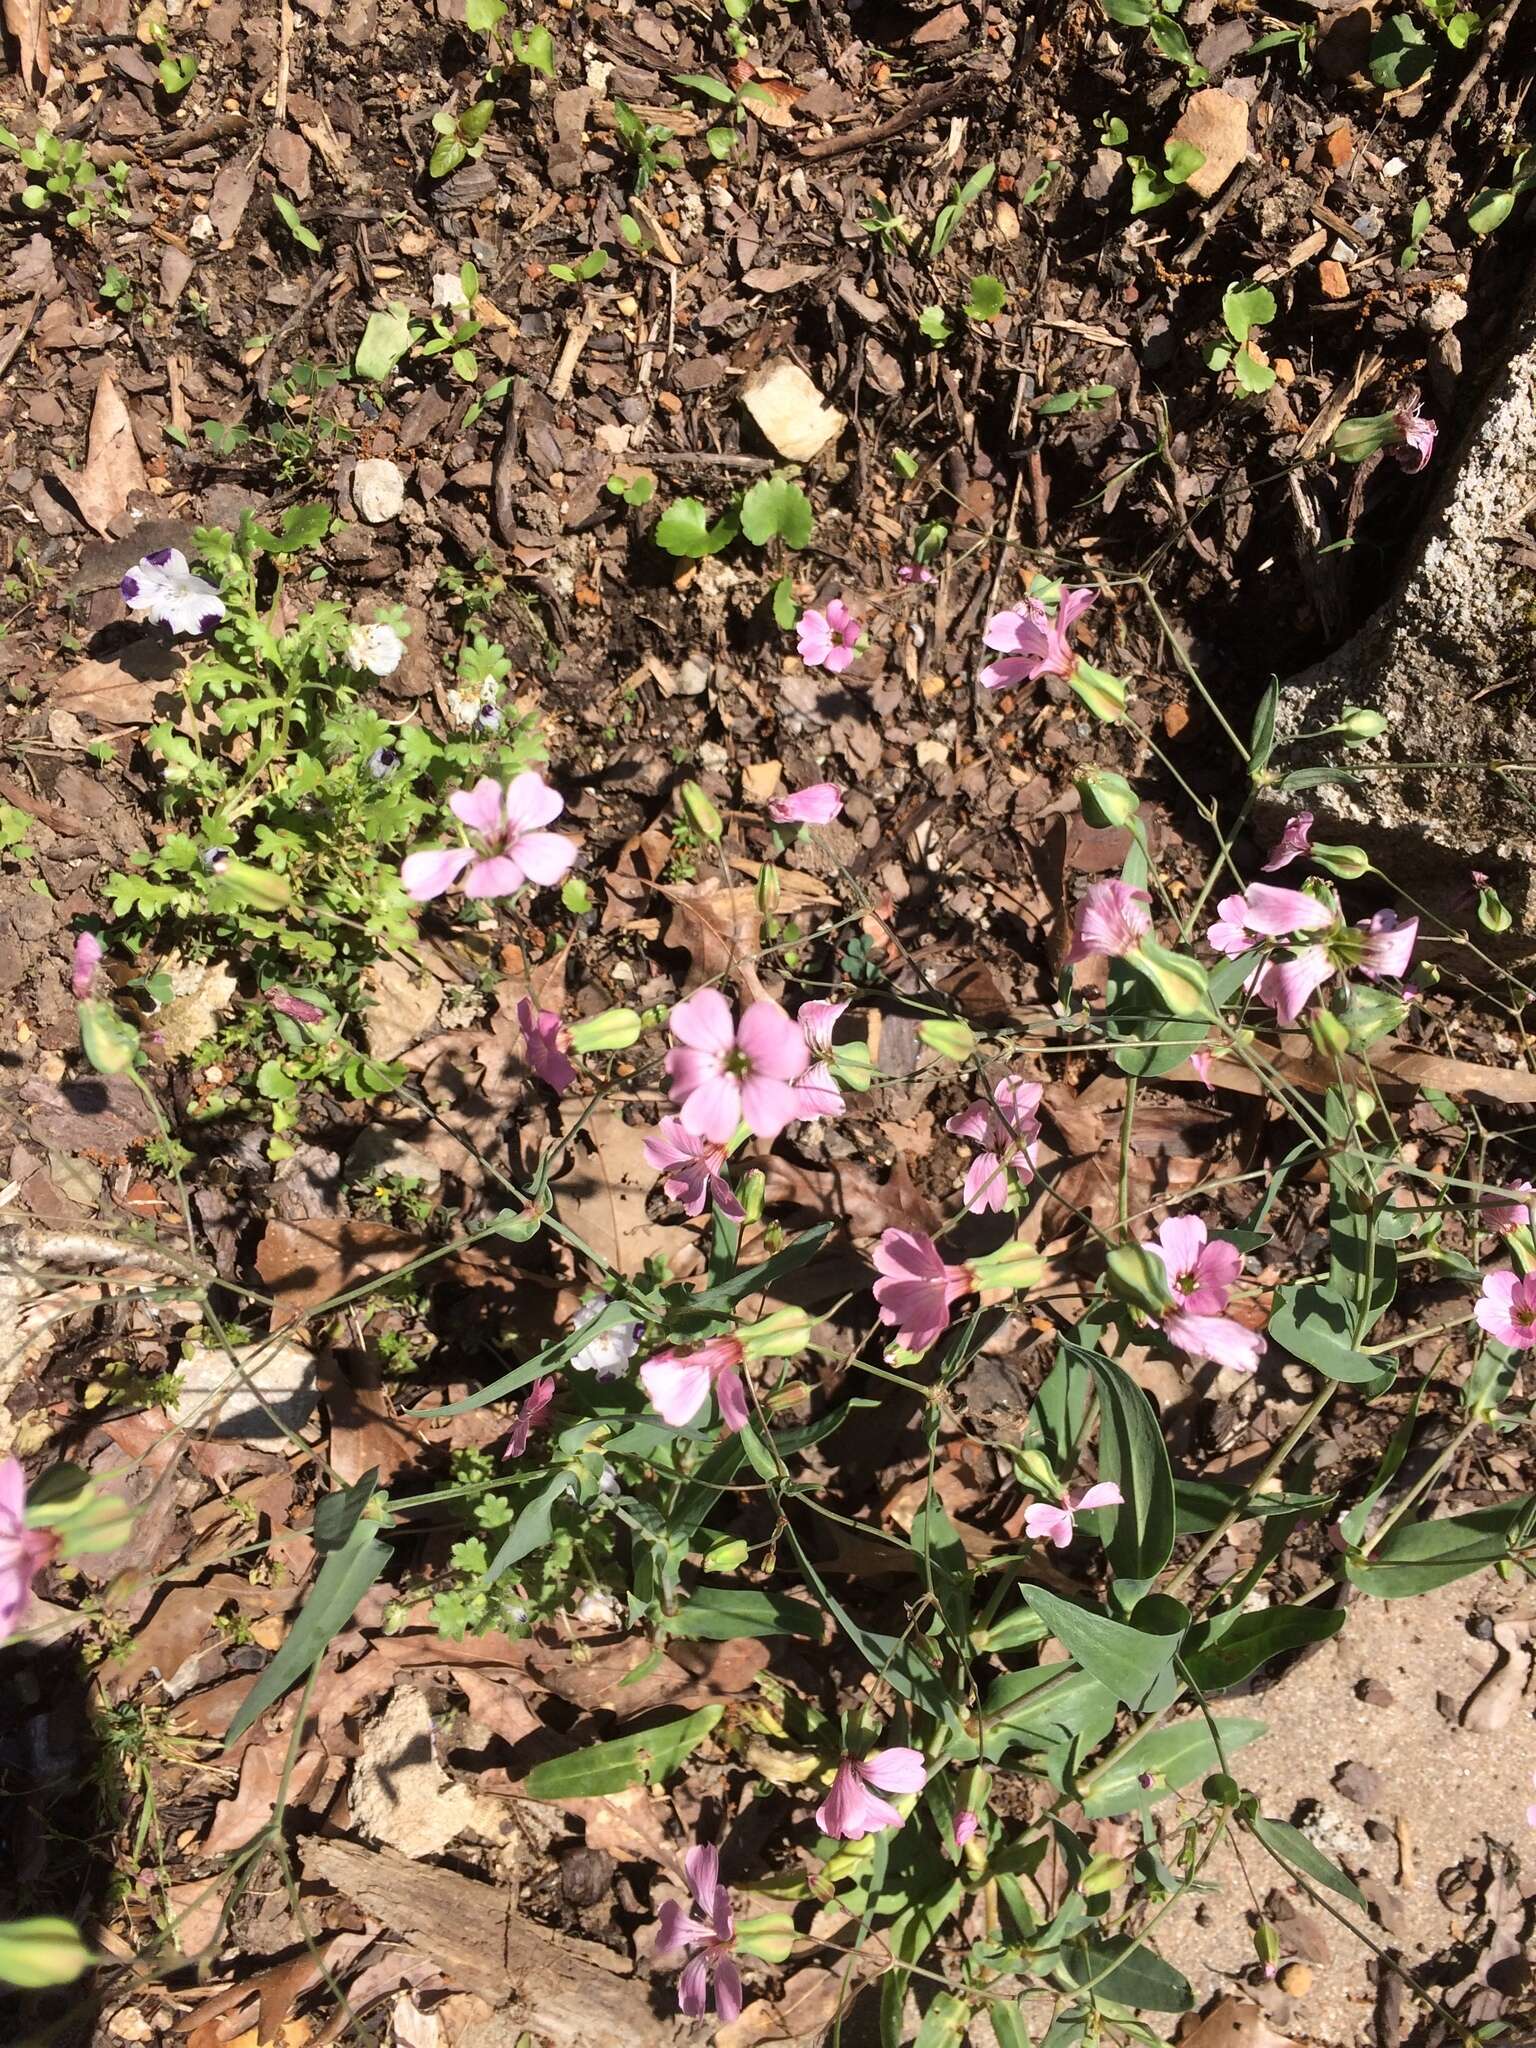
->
[1278,1962,1313,1996]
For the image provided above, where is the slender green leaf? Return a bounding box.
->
[1074,1344,1176,1597]
[1082,1715,1265,1817]
[1182,1606,1344,1692]
[485,1470,576,1581]
[1250,1815,1366,1909]
[225,1520,391,1746]
[1022,1588,1185,1708]
[1344,1497,1534,1597]
[668,1585,821,1639]
[1059,1935,1192,2012]
[524,1706,723,1799]
[312,1468,377,1553]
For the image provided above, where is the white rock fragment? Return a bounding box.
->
[174,1333,318,1441]
[350,1688,503,1858]
[352,456,407,523]
[741,357,846,463]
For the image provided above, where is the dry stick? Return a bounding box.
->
[273,0,293,130]
[1436,0,1530,135]
[796,73,981,162]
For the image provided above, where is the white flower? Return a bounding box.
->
[567,1295,641,1380]
[597,1462,621,1498]
[120,548,225,637]
[344,621,405,677]
[572,1589,622,1629]
[433,270,471,318]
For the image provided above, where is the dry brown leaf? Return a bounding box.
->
[202,1739,286,1855]
[717,1967,845,2047]
[758,1155,941,1241]
[1178,1998,1296,2048]
[255,1217,426,1327]
[658,879,771,996]
[319,1348,422,1486]
[3,0,49,90]
[44,645,184,725]
[58,367,147,536]
[549,1109,696,1277]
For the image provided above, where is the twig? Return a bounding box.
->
[272,0,293,131]
[144,112,250,160]
[1437,0,1528,134]
[642,450,776,473]
[796,73,982,163]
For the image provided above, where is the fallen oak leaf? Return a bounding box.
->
[2,0,49,90]
[757,1154,942,1241]
[56,367,147,537]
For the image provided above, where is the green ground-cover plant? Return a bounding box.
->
[14,528,1536,2034]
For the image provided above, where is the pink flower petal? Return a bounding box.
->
[500,770,565,835]
[670,988,737,1055]
[509,830,576,889]
[462,854,530,898]
[640,1354,715,1426]
[1024,1502,1074,1548]
[736,999,807,1082]
[858,1746,928,1795]
[448,777,507,837]
[400,845,476,901]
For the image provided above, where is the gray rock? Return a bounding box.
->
[1274,269,1536,958]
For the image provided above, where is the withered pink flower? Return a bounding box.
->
[643,1117,745,1220]
[1260,812,1314,874]
[71,932,103,1001]
[272,989,326,1025]
[945,1075,1042,1214]
[516,998,577,1095]
[793,999,849,1121]
[768,782,843,826]
[655,1843,742,2023]
[504,1375,556,1458]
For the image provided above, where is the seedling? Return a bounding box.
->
[611,100,682,194]
[653,473,813,558]
[1206,281,1279,396]
[1466,142,1535,235]
[672,71,775,160]
[462,0,556,74]
[1368,12,1433,88]
[1036,384,1117,416]
[548,247,609,284]
[963,274,1008,321]
[859,198,914,244]
[429,98,495,179]
[273,193,322,253]
[154,45,198,94]
[0,125,129,229]
[100,264,138,317]
[918,305,953,346]
[1096,114,1130,148]
[417,263,484,381]
[929,161,994,258]
[606,470,656,507]
[1397,196,1431,267]
[1126,138,1206,212]
[1100,0,1206,81]
[1420,0,1481,39]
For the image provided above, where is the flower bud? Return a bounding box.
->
[567,1006,642,1054]
[1203,1772,1241,1806]
[1310,842,1371,881]
[1329,411,1398,464]
[1105,1242,1175,1318]
[1337,983,1407,1051]
[79,1000,140,1077]
[1080,1854,1128,1898]
[737,1168,766,1223]
[756,862,781,914]
[677,780,724,843]
[821,1837,877,1881]
[832,1042,874,1093]
[1334,706,1389,743]
[1477,882,1512,934]
[967,1236,1044,1296]
[735,1912,796,1964]
[209,857,293,910]
[27,1465,136,1558]
[1254,1919,1282,1972]
[1125,935,1209,1018]
[1068,659,1128,722]
[1076,770,1140,829]
[1309,1007,1351,1059]
[739,1306,813,1360]
[703,1536,750,1571]
[918,1017,977,1062]
[0,1918,94,1989]
[1013,1447,1058,1496]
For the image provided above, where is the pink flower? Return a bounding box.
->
[656,1843,742,2024]
[946,1076,1043,1213]
[400,772,577,902]
[872,1229,972,1353]
[1482,1181,1536,1235]
[641,1337,749,1432]
[1261,812,1314,874]
[768,781,844,826]
[516,998,577,1094]
[898,564,935,586]
[797,601,864,673]
[816,1747,928,1839]
[1249,946,1337,1027]
[1144,1214,1241,1315]
[952,1809,979,1851]
[71,931,103,1000]
[271,989,326,1024]
[643,1117,745,1220]
[1207,883,1334,958]
[504,1375,556,1458]
[1162,1309,1264,1374]
[794,999,849,1120]
[1189,1051,1216,1090]
[1475,1270,1536,1350]
[0,1458,54,1644]
[1357,908,1418,981]
[980,587,1095,692]
[1065,880,1151,966]
[1023,1480,1125,1549]
[1392,399,1437,473]
[665,990,806,1144]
